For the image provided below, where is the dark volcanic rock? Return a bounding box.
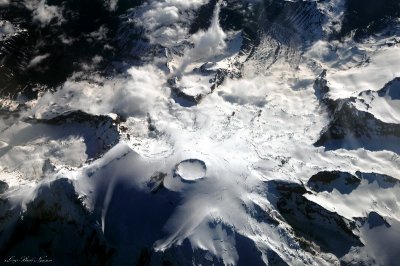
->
[314,74,400,154]
[308,171,361,194]
[260,0,325,45]
[315,98,400,153]
[0,178,115,265]
[23,110,120,159]
[340,0,400,40]
[267,180,363,258]
[0,0,143,98]
[0,181,8,194]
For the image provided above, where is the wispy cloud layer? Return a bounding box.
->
[24,0,64,26]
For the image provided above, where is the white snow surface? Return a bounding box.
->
[175,159,207,181]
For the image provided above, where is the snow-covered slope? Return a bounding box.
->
[0,0,400,265]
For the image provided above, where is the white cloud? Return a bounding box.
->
[24,0,63,26]
[58,34,76,45]
[142,6,180,28]
[32,65,169,119]
[27,53,50,68]
[80,55,104,71]
[178,1,226,73]
[105,0,118,11]
[0,0,9,7]
[218,78,267,107]
[87,25,109,42]
[0,21,16,41]
[133,0,208,47]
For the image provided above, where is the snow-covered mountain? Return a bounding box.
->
[0,0,399,265]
